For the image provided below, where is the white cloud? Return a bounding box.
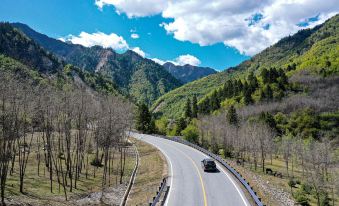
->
[95,0,167,18]
[58,37,66,42]
[175,54,201,66]
[132,47,146,57]
[151,54,201,66]
[131,33,139,39]
[63,31,129,51]
[151,58,166,65]
[97,0,339,55]
[61,31,149,58]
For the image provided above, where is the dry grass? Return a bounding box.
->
[4,132,136,205]
[227,156,338,206]
[126,139,167,206]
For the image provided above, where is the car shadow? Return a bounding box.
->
[204,168,220,173]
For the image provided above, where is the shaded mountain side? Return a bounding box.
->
[0,23,122,97]
[152,14,339,119]
[11,23,182,105]
[163,62,217,83]
[0,23,62,73]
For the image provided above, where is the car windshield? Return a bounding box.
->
[206,160,215,166]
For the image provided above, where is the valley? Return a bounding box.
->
[0,4,338,206]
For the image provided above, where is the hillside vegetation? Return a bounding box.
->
[12,23,182,105]
[153,14,339,119]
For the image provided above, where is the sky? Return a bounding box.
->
[0,0,338,71]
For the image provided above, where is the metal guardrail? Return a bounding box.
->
[120,144,140,206]
[149,177,170,206]
[155,134,264,206]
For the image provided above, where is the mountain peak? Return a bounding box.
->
[162,62,217,83]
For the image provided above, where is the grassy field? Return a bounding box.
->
[4,132,136,206]
[127,139,167,206]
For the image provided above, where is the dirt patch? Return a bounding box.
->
[226,159,295,206]
[75,184,127,206]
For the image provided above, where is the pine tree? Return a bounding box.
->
[210,91,220,111]
[264,84,273,100]
[243,82,253,105]
[135,103,153,133]
[269,67,279,83]
[227,105,238,126]
[184,98,192,119]
[199,97,211,114]
[192,95,198,118]
[261,68,270,84]
[176,117,187,135]
[259,88,266,101]
[227,80,234,97]
[237,79,243,93]
[259,112,278,133]
[247,72,258,92]
[278,68,288,85]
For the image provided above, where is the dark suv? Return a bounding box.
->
[201,158,217,172]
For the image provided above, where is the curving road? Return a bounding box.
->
[130,132,251,206]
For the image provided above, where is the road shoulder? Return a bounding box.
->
[126,138,168,205]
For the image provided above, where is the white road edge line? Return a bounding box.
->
[136,134,174,206]
[176,141,250,206]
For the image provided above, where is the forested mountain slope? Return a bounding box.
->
[153,14,339,119]
[0,23,62,73]
[0,23,121,96]
[12,23,182,105]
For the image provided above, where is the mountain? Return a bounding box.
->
[162,62,217,83]
[0,23,62,73]
[152,14,339,119]
[0,22,121,96]
[11,23,182,105]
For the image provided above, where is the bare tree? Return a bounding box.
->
[281,135,293,177]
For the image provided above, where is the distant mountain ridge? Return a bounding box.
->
[11,23,182,105]
[162,62,217,83]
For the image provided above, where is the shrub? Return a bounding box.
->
[182,124,199,144]
[58,152,65,160]
[294,190,310,206]
[90,158,103,167]
[155,117,168,135]
[288,179,297,188]
[301,183,313,194]
[319,191,331,206]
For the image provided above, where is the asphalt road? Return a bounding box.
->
[130,132,251,206]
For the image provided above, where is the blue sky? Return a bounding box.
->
[0,0,337,71]
[0,0,248,70]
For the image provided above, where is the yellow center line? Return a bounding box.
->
[163,141,208,206]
